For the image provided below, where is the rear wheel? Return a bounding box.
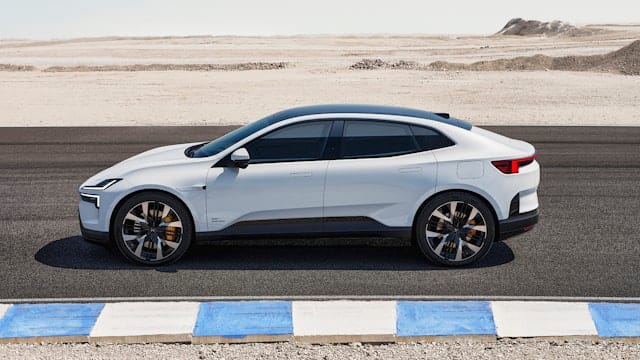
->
[113,192,192,265]
[415,192,495,266]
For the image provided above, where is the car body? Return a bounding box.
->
[79,104,539,266]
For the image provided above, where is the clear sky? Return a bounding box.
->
[1,0,638,39]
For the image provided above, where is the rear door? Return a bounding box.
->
[323,120,439,228]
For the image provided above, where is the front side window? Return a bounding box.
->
[192,116,277,158]
[340,121,418,159]
[244,121,332,163]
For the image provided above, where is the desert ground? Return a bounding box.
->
[1,23,639,126]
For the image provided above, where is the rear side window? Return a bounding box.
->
[410,125,455,151]
[245,121,331,163]
[340,121,418,159]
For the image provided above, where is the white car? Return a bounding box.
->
[79,105,539,266]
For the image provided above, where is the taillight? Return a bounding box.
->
[492,155,536,174]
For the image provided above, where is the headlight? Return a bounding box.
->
[80,193,100,208]
[82,178,121,191]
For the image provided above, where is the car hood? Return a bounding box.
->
[80,142,204,188]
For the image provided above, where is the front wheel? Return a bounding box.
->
[113,192,193,265]
[415,192,495,267]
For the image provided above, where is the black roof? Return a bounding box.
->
[260,104,472,130]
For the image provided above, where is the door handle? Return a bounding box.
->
[290,171,313,177]
[399,167,422,174]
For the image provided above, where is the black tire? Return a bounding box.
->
[414,191,495,267]
[113,191,193,266]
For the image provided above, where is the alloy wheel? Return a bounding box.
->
[425,201,488,262]
[121,201,183,262]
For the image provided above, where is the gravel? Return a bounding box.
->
[1,340,639,360]
[42,62,289,72]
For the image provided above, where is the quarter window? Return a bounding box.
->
[244,121,331,163]
[410,125,455,151]
[339,121,418,158]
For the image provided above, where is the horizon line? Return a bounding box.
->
[2,22,640,42]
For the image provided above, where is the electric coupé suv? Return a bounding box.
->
[79,105,539,266]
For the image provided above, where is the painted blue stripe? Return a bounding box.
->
[0,303,104,339]
[589,303,640,337]
[397,301,496,336]
[193,301,292,339]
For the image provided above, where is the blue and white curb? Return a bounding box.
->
[0,301,639,344]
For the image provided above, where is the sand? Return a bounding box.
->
[428,40,640,75]
[0,25,639,127]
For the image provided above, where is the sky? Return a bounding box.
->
[0,0,638,39]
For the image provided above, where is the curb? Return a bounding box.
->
[0,301,638,344]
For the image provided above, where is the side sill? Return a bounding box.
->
[194,217,412,244]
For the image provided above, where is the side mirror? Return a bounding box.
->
[230,148,250,169]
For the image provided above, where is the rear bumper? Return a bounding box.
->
[80,218,110,245]
[499,209,539,240]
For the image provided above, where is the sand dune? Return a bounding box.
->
[432,40,640,75]
[350,40,640,75]
[495,18,604,37]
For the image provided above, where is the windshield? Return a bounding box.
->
[192,115,278,158]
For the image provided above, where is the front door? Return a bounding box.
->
[205,120,333,233]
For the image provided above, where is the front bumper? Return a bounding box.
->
[79,215,110,245]
[499,209,539,240]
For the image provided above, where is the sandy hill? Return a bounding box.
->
[429,40,640,75]
[352,40,640,75]
[497,18,601,37]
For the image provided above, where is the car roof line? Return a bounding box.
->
[259,104,472,130]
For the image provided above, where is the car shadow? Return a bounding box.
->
[35,236,514,271]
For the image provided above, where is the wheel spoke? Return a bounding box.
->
[465,207,478,225]
[164,240,180,249]
[462,239,482,254]
[140,202,149,218]
[133,234,147,257]
[125,212,146,224]
[433,235,449,255]
[123,233,143,242]
[432,210,452,223]
[455,237,463,261]
[160,221,182,228]
[426,230,446,238]
[468,225,487,233]
[161,203,171,219]
[449,201,458,223]
[156,238,163,260]
[449,202,458,222]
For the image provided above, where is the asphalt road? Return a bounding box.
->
[0,126,639,300]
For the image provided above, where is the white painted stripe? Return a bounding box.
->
[491,301,597,337]
[0,304,10,320]
[90,302,199,338]
[292,301,396,336]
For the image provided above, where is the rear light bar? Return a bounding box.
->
[492,155,536,174]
